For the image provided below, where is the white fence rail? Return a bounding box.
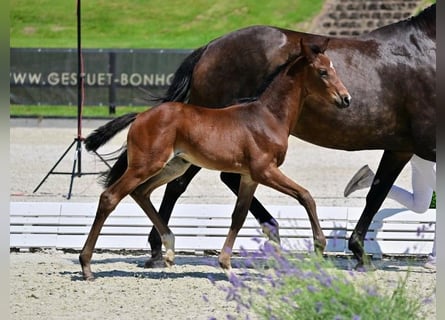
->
[10,202,435,257]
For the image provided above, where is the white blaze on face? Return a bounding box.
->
[330,60,335,71]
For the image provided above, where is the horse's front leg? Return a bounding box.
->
[220,172,280,243]
[147,165,202,266]
[349,151,412,270]
[218,176,258,270]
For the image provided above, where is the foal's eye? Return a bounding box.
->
[319,69,328,77]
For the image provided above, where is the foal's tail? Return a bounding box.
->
[150,45,207,103]
[96,47,207,187]
[100,148,129,188]
[84,112,138,152]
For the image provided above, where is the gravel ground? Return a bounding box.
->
[9,250,436,320]
[10,118,436,319]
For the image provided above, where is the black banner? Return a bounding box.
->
[10,48,192,106]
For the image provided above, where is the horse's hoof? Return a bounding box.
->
[354,262,377,272]
[144,257,168,268]
[82,273,95,281]
[261,220,280,244]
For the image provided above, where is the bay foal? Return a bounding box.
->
[79,38,351,280]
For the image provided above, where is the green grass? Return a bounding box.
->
[11,0,324,117]
[10,105,148,118]
[10,0,324,49]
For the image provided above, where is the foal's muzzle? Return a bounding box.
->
[335,93,352,108]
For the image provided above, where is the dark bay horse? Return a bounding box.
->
[80,39,351,280]
[87,4,435,270]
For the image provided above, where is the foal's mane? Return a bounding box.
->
[248,57,295,101]
[236,42,329,105]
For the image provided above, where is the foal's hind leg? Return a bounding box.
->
[218,175,258,270]
[79,167,152,280]
[147,165,202,266]
[253,166,326,254]
[131,158,193,268]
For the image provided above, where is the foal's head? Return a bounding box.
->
[291,38,351,108]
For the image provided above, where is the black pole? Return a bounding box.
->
[77,0,83,139]
[33,0,110,199]
[74,0,83,182]
[108,52,116,114]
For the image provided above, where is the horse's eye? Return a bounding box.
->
[319,69,328,77]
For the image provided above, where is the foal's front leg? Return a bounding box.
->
[255,166,326,254]
[220,172,280,243]
[219,175,258,270]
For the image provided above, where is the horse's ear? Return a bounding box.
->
[300,38,330,62]
[318,38,330,53]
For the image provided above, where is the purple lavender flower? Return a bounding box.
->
[307,284,318,293]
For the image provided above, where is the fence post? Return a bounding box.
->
[108,51,116,114]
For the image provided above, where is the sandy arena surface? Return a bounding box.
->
[10,118,436,319]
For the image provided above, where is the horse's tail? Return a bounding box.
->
[84,112,138,152]
[150,45,207,103]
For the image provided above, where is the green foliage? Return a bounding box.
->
[429,191,436,209]
[208,243,432,320]
[10,0,324,49]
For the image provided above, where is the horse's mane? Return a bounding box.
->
[367,3,435,38]
[409,3,436,37]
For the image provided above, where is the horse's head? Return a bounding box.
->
[296,38,351,109]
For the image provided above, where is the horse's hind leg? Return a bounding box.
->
[253,166,326,254]
[221,172,280,243]
[147,165,202,265]
[79,167,150,280]
[218,175,258,270]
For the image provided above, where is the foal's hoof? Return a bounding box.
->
[165,249,175,267]
[218,256,232,270]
